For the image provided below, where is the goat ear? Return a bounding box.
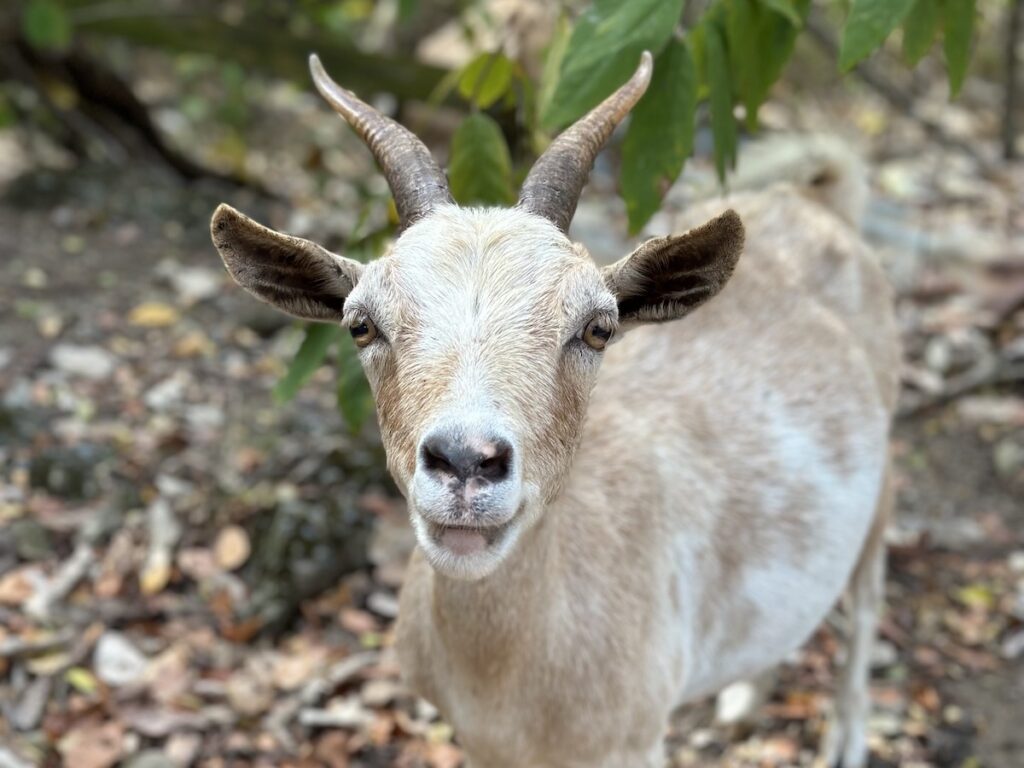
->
[602,209,744,325]
[211,204,363,322]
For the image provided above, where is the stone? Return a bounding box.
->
[94,631,149,687]
[49,344,116,380]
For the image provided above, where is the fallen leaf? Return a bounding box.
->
[0,565,40,605]
[66,667,99,695]
[128,302,180,328]
[426,741,463,768]
[954,583,996,610]
[214,525,251,571]
[58,720,124,768]
[139,553,172,596]
[340,608,379,635]
[313,731,350,768]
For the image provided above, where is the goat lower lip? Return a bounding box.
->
[428,521,510,553]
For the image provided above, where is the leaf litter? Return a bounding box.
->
[1,25,1023,768]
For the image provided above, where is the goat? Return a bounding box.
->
[210,52,900,768]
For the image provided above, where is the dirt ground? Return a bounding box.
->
[1,79,1023,768]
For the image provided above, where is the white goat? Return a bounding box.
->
[211,52,899,768]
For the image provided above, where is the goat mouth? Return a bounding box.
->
[427,520,512,557]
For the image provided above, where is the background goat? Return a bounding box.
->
[211,52,900,768]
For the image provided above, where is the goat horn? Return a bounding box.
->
[517,51,653,233]
[309,53,453,231]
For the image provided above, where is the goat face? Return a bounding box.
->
[347,206,614,578]
[210,52,743,580]
[212,202,743,579]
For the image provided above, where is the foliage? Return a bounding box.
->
[5,0,979,426]
[273,324,342,405]
[620,38,696,233]
[540,0,685,131]
[21,0,72,52]
[449,113,516,206]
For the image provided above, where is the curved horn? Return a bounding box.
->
[309,53,452,230]
[518,51,653,233]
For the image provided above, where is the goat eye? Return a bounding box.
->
[582,319,612,351]
[349,317,378,348]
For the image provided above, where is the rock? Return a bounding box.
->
[1001,629,1024,660]
[871,639,899,667]
[94,631,149,687]
[157,261,222,305]
[10,518,52,561]
[10,676,52,731]
[1008,550,1024,574]
[0,747,35,768]
[993,437,1024,479]
[366,590,400,619]
[298,696,372,729]
[123,751,175,768]
[144,375,187,412]
[165,733,201,767]
[957,396,1024,427]
[226,657,276,717]
[49,344,116,380]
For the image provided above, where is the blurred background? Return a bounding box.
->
[0,1,1022,766]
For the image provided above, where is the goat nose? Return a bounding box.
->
[420,432,513,483]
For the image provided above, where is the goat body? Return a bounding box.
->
[396,188,899,768]
[211,53,899,768]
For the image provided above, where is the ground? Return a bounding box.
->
[1,75,1023,768]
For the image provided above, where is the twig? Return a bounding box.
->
[260,650,381,747]
[139,497,181,596]
[0,45,124,162]
[24,543,96,622]
[898,357,1024,419]
[1005,0,1023,160]
[0,629,75,659]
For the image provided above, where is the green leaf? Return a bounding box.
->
[448,113,516,206]
[0,92,15,129]
[337,339,375,434]
[726,0,807,130]
[458,52,515,109]
[537,14,572,131]
[65,667,98,695]
[943,0,975,98]
[541,0,684,130]
[621,39,696,234]
[22,0,73,52]
[706,22,737,183]
[902,0,940,65]
[759,0,803,27]
[839,0,916,71]
[274,324,341,403]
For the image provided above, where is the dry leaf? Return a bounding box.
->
[214,525,251,571]
[0,566,40,605]
[425,741,463,768]
[139,555,172,595]
[58,720,124,768]
[128,302,180,328]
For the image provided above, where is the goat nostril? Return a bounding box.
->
[478,443,512,482]
[420,433,513,483]
[421,440,456,477]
